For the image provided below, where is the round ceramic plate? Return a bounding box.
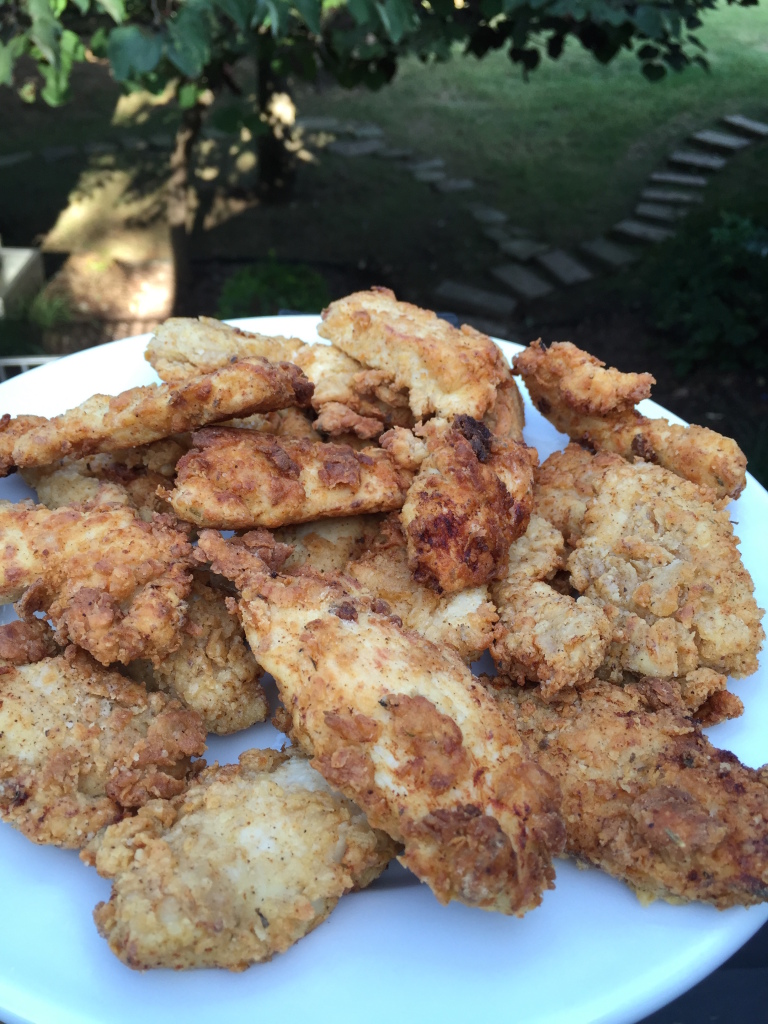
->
[0,316,765,1024]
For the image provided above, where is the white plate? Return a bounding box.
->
[0,316,766,1024]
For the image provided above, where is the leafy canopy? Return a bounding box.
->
[0,0,759,109]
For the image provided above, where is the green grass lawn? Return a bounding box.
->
[295,4,768,245]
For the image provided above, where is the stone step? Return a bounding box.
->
[350,124,384,140]
[407,157,445,173]
[374,147,413,160]
[85,141,118,155]
[433,280,518,318]
[42,144,78,161]
[413,168,446,183]
[579,237,637,269]
[491,263,554,300]
[499,238,548,261]
[327,138,383,157]
[296,116,342,132]
[0,151,32,169]
[435,178,475,193]
[483,225,511,244]
[122,136,150,151]
[635,202,687,223]
[468,204,507,226]
[640,187,703,204]
[534,248,593,285]
[149,133,173,149]
[613,219,674,244]
[650,170,708,187]
[722,114,768,138]
[691,129,751,152]
[669,149,727,172]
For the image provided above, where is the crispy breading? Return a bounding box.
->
[380,425,429,472]
[0,646,205,848]
[0,358,313,476]
[0,500,194,666]
[164,426,412,529]
[125,576,268,735]
[346,514,496,662]
[294,344,413,438]
[84,748,397,971]
[678,667,743,726]
[495,677,768,908]
[483,378,525,442]
[221,406,321,439]
[145,316,305,382]
[513,340,746,500]
[568,461,765,680]
[276,515,384,574]
[21,438,187,520]
[197,531,565,916]
[318,287,511,420]
[400,417,535,593]
[494,513,567,595]
[533,443,625,544]
[0,619,59,665]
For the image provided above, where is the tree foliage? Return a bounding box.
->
[0,0,760,112]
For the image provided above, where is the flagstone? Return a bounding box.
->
[491,263,554,300]
[669,150,727,171]
[691,129,751,151]
[535,249,593,285]
[579,237,637,269]
[722,114,768,138]
[650,171,707,187]
[433,280,518,318]
[613,219,674,243]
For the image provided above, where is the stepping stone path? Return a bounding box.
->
[1,110,766,329]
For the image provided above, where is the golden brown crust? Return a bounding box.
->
[401,418,535,594]
[196,530,565,917]
[125,576,268,735]
[496,678,768,908]
[0,646,205,848]
[165,427,412,529]
[2,359,313,476]
[85,748,397,971]
[0,619,59,665]
[319,287,511,420]
[276,515,384,575]
[533,443,625,544]
[146,316,305,382]
[568,461,765,680]
[514,340,746,500]
[0,499,194,666]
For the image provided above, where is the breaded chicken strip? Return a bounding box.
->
[514,341,747,500]
[0,358,313,476]
[0,618,60,665]
[165,427,412,529]
[568,461,764,680]
[346,514,496,662]
[125,575,268,735]
[490,514,612,695]
[197,531,565,916]
[220,406,321,439]
[319,287,511,420]
[0,500,194,666]
[276,515,384,574]
[146,316,304,382]
[83,748,397,971]
[533,443,624,545]
[0,646,205,847]
[495,677,768,908]
[400,416,535,593]
[21,438,187,520]
[483,378,525,442]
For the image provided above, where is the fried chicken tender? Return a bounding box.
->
[495,677,768,908]
[221,406,321,440]
[0,618,59,665]
[346,514,496,662]
[165,426,412,529]
[0,646,205,848]
[0,358,313,476]
[0,500,194,666]
[125,576,268,735]
[318,287,511,420]
[489,514,611,695]
[84,748,397,971]
[276,515,384,574]
[400,416,535,594]
[21,438,187,520]
[533,443,624,544]
[513,340,747,500]
[197,530,565,916]
[146,316,304,382]
[568,461,765,680]
[483,379,525,442]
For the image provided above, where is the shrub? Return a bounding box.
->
[216,258,330,319]
[647,213,768,375]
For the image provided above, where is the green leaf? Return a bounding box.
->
[96,0,126,23]
[0,36,27,87]
[634,4,664,38]
[214,0,253,30]
[40,28,84,104]
[28,0,61,67]
[178,81,202,108]
[347,0,375,27]
[294,0,322,33]
[107,24,164,81]
[70,0,91,14]
[375,0,413,45]
[167,0,213,77]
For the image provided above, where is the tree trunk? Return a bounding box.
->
[256,38,296,203]
[168,102,204,316]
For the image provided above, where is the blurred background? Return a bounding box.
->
[0,0,766,489]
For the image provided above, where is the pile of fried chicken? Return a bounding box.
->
[0,287,765,973]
